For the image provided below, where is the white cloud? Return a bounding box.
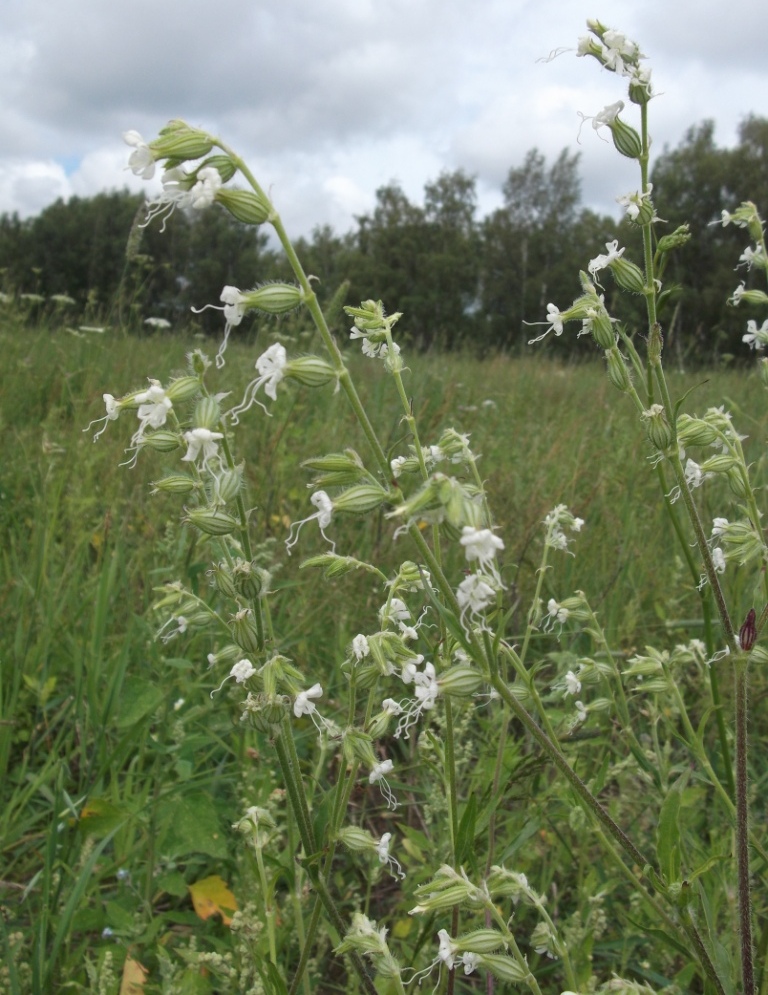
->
[1,0,767,231]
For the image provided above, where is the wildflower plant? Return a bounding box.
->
[85,25,768,994]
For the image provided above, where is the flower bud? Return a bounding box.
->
[285,356,337,388]
[605,347,631,393]
[231,608,262,654]
[200,155,237,182]
[165,376,201,403]
[343,729,377,768]
[589,313,616,350]
[193,396,222,430]
[189,349,211,376]
[438,665,485,699]
[727,468,749,499]
[336,827,376,852]
[739,608,757,651]
[184,507,239,536]
[677,414,719,447]
[213,466,244,505]
[233,559,263,600]
[699,454,738,474]
[609,257,646,294]
[140,430,181,452]
[332,484,389,514]
[647,322,663,364]
[215,188,272,225]
[151,474,198,495]
[243,283,304,315]
[476,954,528,983]
[642,404,673,451]
[609,117,643,159]
[456,930,507,954]
[210,562,238,599]
[151,121,214,161]
[656,224,691,255]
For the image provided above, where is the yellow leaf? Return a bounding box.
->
[188,875,238,926]
[120,956,147,995]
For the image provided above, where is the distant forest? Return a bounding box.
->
[1,116,767,359]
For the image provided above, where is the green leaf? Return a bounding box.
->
[656,770,689,883]
[157,792,228,858]
[455,794,478,866]
[114,677,165,729]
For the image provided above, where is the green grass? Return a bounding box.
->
[2,315,768,992]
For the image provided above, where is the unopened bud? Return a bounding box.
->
[609,257,646,294]
[216,188,272,226]
[151,121,213,162]
[243,283,304,315]
[739,608,757,651]
[166,376,201,403]
[193,396,222,429]
[332,484,389,514]
[210,562,237,600]
[285,356,337,388]
[140,430,181,452]
[439,665,485,699]
[233,559,263,600]
[201,155,237,182]
[213,466,243,504]
[589,313,616,349]
[657,225,691,255]
[231,608,261,654]
[605,347,631,392]
[609,116,643,159]
[642,404,673,450]
[677,414,718,447]
[184,507,239,536]
[151,473,198,495]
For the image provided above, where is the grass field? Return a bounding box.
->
[2,312,768,993]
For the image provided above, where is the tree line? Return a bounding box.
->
[1,116,766,359]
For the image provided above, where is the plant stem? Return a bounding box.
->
[735,656,755,995]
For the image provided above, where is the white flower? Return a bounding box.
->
[86,393,121,441]
[459,527,504,577]
[738,245,764,270]
[294,683,323,717]
[135,380,172,431]
[711,517,730,538]
[390,455,407,477]
[438,930,457,969]
[229,343,288,423]
[712,547,726,574]
[564,670,582,696]
[188,166,222,209]
[285,490,335,553]
[369,758,397,809]
[375,832,406,880]
[231,659,256,684]
[588,240,625,279]
[617,186,654,222]
[457,573,496,616]
[123,130,155,179]
[182,427,224,468]
[743,319,768,350]
[144,317,171,329]
[602,29,640,74]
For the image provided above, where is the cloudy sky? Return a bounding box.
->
[2,0,767,239]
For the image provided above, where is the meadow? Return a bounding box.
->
[2,306,768,993]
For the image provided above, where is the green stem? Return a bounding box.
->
[735,657,755,995]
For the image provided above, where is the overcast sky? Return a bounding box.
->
[2,0,767,240]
